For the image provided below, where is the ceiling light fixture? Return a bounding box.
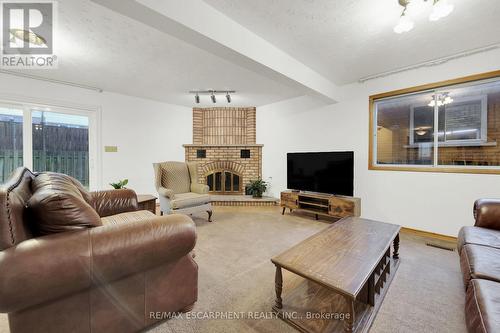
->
[394,0,454,34]
[443,94,453,105]
[9,29,47,47]
[428,93,453,107]
[429,0,454,21]
[415,126,432,136]
[406,0,427,16]
[394,14,415,34]
[394,0,415,34]
[189,90,236,104]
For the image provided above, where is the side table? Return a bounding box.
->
[137,195,157,214]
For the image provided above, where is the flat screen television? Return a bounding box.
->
[287,151,354,196]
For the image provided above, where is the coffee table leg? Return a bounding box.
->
[344,296,355,332]
[274,265,283,310]
[393,233,400,259]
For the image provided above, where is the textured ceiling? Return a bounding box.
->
[203,0,500,84]
[15,0,302,106]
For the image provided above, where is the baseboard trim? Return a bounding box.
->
[401,227,457,243]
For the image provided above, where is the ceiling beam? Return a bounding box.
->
[92,0,340,103]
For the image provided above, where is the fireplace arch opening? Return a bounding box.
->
[206,169,241,194]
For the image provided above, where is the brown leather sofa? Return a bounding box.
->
[0,168,198,333]
[458,199,500,333]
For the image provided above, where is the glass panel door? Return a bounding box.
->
[214,172,222,191]
[0,107,23,183]
[224,171,232,192]
[233,174,240,192]
[32,110,90,187]
[207,173,214,191]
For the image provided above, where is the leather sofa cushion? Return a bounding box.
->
[27,173,102,235]
[171,193,210,209]
[461,244,500,288]
[474,199,500,230]
[466,279,500,333]
[91,189,138,217]
[101,210,156,226]
[458,226,500,253]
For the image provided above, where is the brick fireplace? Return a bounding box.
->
[184,107,263,195]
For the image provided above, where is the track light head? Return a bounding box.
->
[190,90,235,104]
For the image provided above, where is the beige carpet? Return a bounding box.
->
[0,206,466,333]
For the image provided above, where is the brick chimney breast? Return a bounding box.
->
[184,107,263,195]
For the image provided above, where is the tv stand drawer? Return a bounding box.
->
[281,192,298,209]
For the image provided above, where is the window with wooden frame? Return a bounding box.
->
[369,70,500,174]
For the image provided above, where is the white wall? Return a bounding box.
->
[258,48,500,236]
[0,73,192,194]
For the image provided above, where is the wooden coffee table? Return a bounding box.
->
[271,217,400,333]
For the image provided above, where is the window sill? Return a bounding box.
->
[370,164,500,174]
[404,141,497,148]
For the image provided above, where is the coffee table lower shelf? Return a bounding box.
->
[273,258,400,333]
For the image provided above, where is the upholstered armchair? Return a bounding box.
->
[153,161,213,222]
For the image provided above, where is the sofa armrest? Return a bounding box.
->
[0,230,91,313]
[191,183,209,195]
[474,199,500,230]
[90,214,196,282]
[91,189,138,217]
[0,214,196,313]
[158,186,175,199]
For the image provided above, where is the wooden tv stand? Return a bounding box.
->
[280,190,361,220]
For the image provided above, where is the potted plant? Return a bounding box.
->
[248,179,268,198]
[110,179,128,189]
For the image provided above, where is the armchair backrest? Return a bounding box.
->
[0,167,35,250]
[154,161,193,194]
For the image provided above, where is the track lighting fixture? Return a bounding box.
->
[189,90,236,104]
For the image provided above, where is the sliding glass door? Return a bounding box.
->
[0,106,23,183]
[0,102,98,188]
[32,110,90,187]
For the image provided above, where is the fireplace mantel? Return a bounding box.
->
[183,144,264,148]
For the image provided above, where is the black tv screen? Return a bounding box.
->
[287,151,354,196]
